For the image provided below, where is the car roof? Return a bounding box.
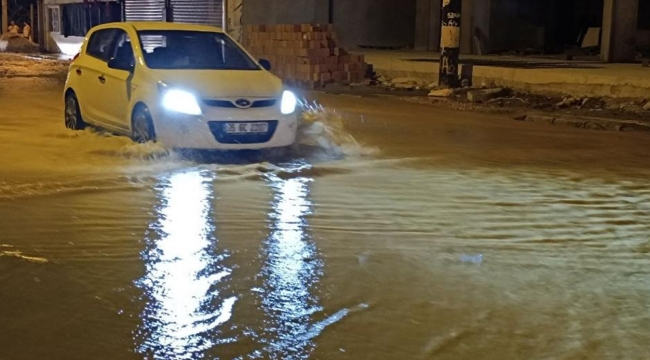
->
[92,21,224,33]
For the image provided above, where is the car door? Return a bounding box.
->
[80,28,119,127]
[102,29,136,131]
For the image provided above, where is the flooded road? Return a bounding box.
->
[2,78,650,360]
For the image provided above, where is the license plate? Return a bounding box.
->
[224,122,269,134]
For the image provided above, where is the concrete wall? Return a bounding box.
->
[243,0,416,49]
[602,0,639,62]
[242,0,328,25]
[330,0,365,49]
[42,0,86,54]
[637,30,650,49]
[348,0,416,48]
[472,0,490,53]
[414,0,440,51]
[488,0,545,52]
[414,0,431,51]
[460,0,473,54]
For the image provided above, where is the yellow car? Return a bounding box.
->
[64,22,299,150]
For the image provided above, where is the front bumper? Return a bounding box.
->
[150,105,299,150]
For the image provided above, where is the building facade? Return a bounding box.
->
[41,0,122,55]
[41,0,225,54]
[415,0,649,62]
[241,0,417,50]
[40,0,648,62]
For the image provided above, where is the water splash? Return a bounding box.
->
[295,100,378,161]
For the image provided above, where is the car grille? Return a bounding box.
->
[203,99,277,108]
[208,120,278,144]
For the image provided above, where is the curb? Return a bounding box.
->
[366,61,650,99]
[514,114,650,133]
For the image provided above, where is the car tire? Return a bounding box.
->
[64,92,86,130]
[131,106,156,144]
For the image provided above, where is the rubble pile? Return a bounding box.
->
[365,74,650,118]
[0,33,39,54]
[243,24,367,89]
[0,53,69,78]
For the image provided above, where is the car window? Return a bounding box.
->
[86,29,119,62]
[110,30,135,68]
[137,30,260,70]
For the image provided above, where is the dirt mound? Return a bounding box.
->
[0,33,40,54]
[0,53,69,78]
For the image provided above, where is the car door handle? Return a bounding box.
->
[98,75,106,84]
[75,68,82,75]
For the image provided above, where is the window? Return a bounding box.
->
[137,30,260,70]
[112,31,135,68]
[86,29,119,62]
[60,2,121,37]
[49,7,60,33]
[87,29,135,66]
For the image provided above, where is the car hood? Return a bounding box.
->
[152,69,284,99]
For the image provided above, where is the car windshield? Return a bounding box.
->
[137,30,260,70]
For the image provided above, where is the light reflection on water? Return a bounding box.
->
[135,170,237,359]
[255,175,323,359]
[133,168,329,359]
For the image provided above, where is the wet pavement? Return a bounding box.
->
[2,78,650,359]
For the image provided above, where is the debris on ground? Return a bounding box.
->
[369,75,431,91]
[555,97,581,108]
[376,76,391,87]
[467,88,508,103]
[0,53,70,78]
[394,86,650,125]
[0,33,40,54]
[390,77,422,90]
[325,73,650,124]
[516,114,650,133]
[428,88,454,98]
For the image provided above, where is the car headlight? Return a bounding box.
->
[281,90,297,115]
[161,89,202,116]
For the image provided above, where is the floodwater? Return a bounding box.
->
[2,78,650,360]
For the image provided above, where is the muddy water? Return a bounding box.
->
[2,78,650,360]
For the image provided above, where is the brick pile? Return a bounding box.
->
[243,24,367,89]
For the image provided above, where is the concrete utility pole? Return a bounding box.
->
[2,0,8,35]
[438,0,462,88]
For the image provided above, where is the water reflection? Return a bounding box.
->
[135,170,236,359]
[256,175,323,359]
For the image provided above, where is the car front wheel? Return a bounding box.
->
[64,92,86,130]
[131,106,156,144]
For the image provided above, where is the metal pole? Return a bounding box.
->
[2,0,8,34]
[438,0,462,88]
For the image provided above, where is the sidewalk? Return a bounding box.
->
[355,49,650,98]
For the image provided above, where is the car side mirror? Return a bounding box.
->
[259,59,271,71]
[108,57,133,72]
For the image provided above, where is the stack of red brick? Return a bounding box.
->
[243,24,367,89]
